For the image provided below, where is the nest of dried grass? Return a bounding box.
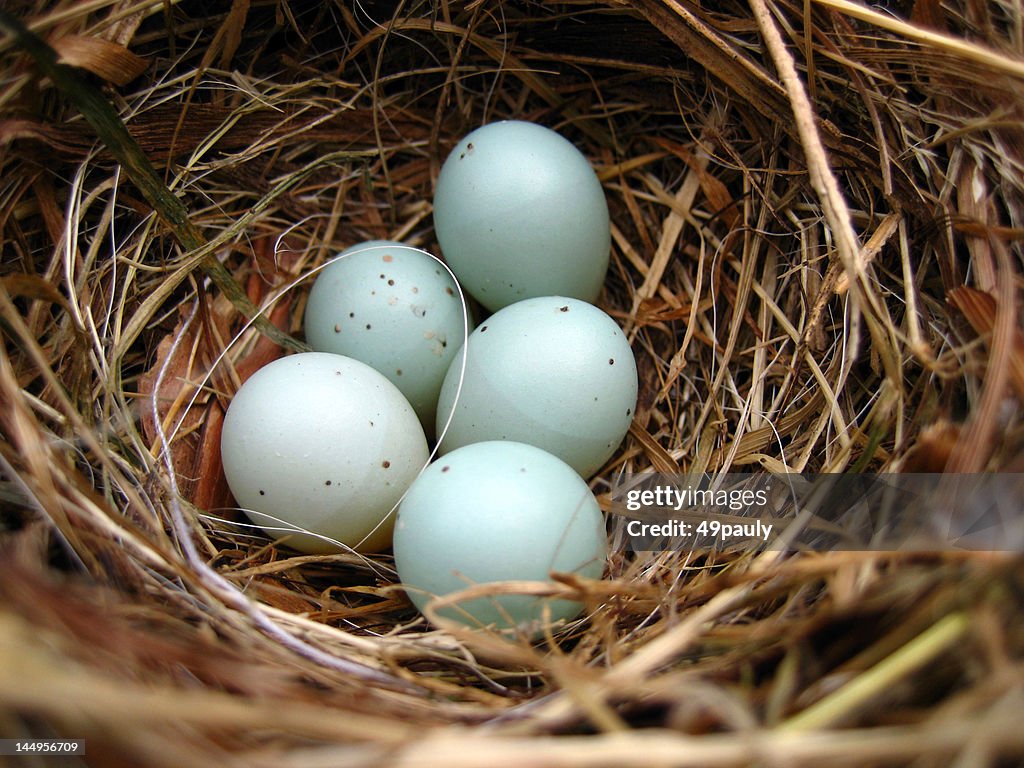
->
[1,1,1023,765]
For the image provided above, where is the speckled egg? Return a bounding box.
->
[303,241,470,434]
[432,121,610,311]
[220,352,429,554]
[393,441,607,635]
[435,296,637,478]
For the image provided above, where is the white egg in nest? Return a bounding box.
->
[220,352,429,553]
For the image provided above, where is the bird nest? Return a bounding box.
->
[1,1,1023,766]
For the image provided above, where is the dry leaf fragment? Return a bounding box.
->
[250,577,315,615]
[910,0,947,31]
[1,273,73,314]
[948,286,1024,402]
[900,420,961,473]
[653,136,740,228]
[52,34,147,86]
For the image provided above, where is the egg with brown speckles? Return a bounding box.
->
[220,353,429,553]
[304,241,472,435]
[433,121,610,311]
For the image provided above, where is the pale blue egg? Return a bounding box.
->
[220,353,429,553]
[436,297,637,478]
[393,441,607,635]
[303,241,470,435]
[433,121,610,311]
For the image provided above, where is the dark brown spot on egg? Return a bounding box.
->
[366,324,372,330]
[382,460,391,469]
[379,273,386,279]
[480,325,488,333]
[259,490,265,496]
[387,279,395,286]
[609,358,615,365]
[334,324,342,333]
[441,465,450,473]
[349,311,355,318]
[467,142,474,151]
[559,305,569,312]
[396,369,402,376]
[325,480,332,486]
[445,286,454,296]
